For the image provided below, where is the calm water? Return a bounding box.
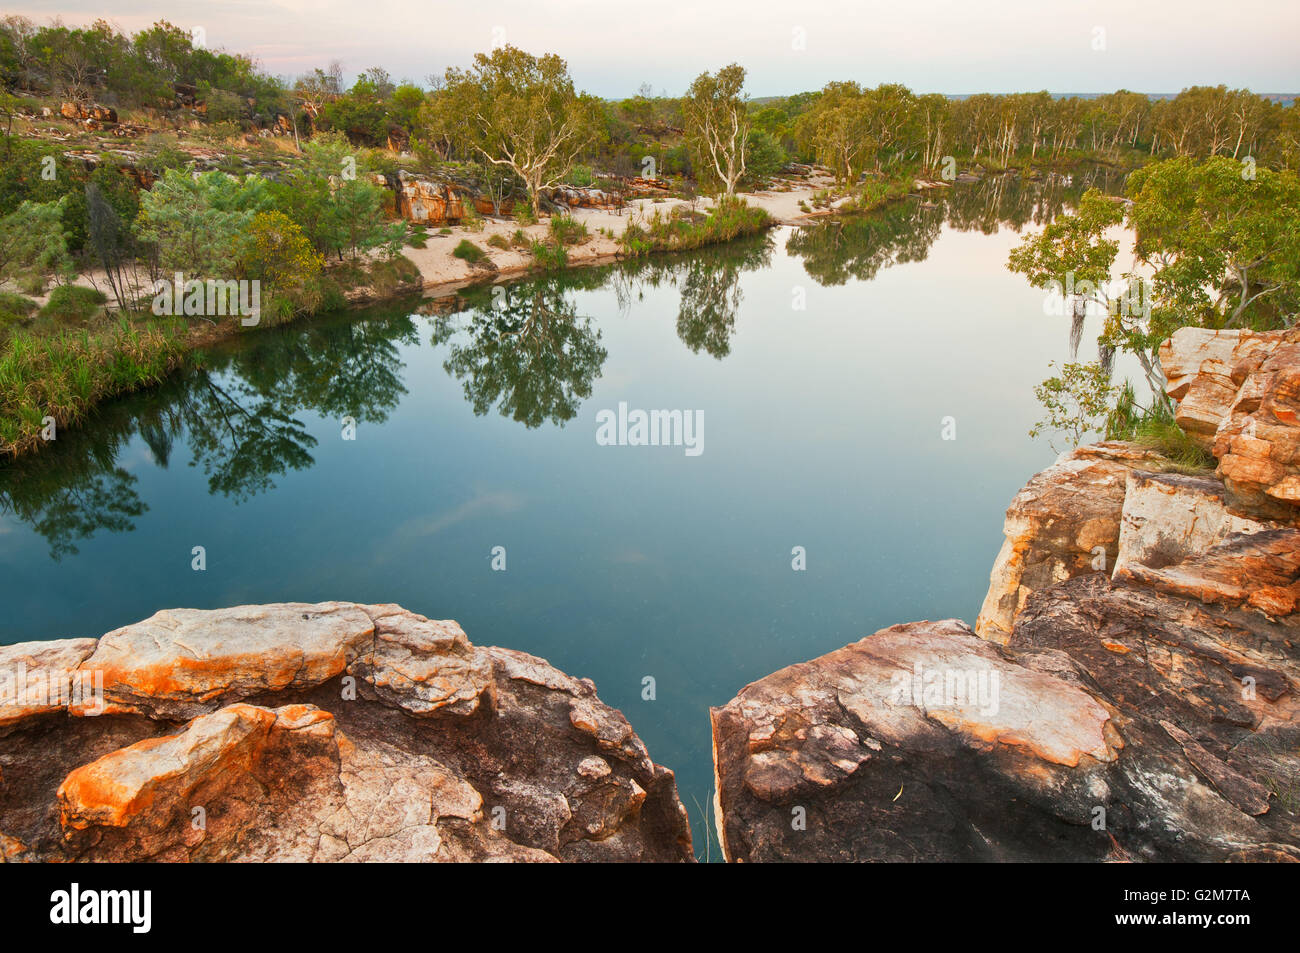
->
[0,170,1127,855]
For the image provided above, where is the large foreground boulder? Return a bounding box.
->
[0,603,693,862]
[712,575,1299,862]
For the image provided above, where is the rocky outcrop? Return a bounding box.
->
[977,327,1300,641]
[0,603,693,862]
[378,171,467,225]
[1111,470,1271,579]
[1160,328,1283,447]
[1212,333,1300,518]
[975,442,1165,642]
[60,102,118,125]
[712,573,1299,862]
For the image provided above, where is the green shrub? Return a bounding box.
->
[529,240,567,270]
[548,215,589,246]
[0,292,39,327]
[0,319,185,455]
[486,233,509,250]
[618,196,770,257]
[1106,382,1214,471]
[40,286,108,323]
[452,239,486,264]
[566,165,595,187]
[17,274,46,295]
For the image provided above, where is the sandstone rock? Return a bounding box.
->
[550,185,619,210]
[1213,333,1300,518]
[59,102,117,124]
[711,619,1126,861]
[1119,528,1300,617]
[379,170,466,225]
[0,604,692,862]
[0,639,99,731]
[713,575,1299,862]
[71,602,376,719]
[57,703,318,835]
[975,442,1163,642]
[1112,470,1273,580]
[1160,328,1283,446]
[345,604,493,716]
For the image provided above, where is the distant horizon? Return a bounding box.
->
[10,0,1299,99]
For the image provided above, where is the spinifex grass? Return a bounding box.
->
[0,316,187,456]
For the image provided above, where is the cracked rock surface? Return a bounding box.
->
[0,603,693,862]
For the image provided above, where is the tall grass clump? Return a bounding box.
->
[1106,381,1215,471]
[0,318,186,456]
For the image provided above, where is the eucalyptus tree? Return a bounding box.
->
[682,64,750,196]
[432,46,601,218]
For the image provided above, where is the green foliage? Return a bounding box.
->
[266,142,398,261]
[1029,360,1117,453]
[136,169,270,276]
[565,165,595,187]
[619,196,769,256]
[683,64,749,195]
[452,239,486,263]
[548,214,588,246]
[0,290,38,327]
[39,285,107,323]
[1106,381,1216,470]
[431,46,601,216]
[741,129,788,187]
[1007,188,1125,295]
[242,210,324,314]
[486,233,509,250]
[1126,156,1300,334]
[323,74,390,145]
[529,240,567,270]
[0,198,75,288]
[0,318,185,456]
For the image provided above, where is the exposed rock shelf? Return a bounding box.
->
[0,603,694,862]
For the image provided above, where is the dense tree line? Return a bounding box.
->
[5,17,1297,194]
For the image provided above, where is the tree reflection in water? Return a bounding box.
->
[786,165,1128,286]
[0,304,418,558]
[433,275,608,428]
[0,173,1125,558]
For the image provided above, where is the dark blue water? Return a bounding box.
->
[0,171,1128,856]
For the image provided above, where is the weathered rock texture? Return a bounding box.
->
[715,327,1300,862]
[713,574,1299,862]
[1160,328,1283,448]
[975,442,1164,642]
[0,603,693,862]
[378,171,467,225]
[978,327,1300,642]
[1211,332,1300,518]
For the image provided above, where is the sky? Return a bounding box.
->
[10,0,1299,98]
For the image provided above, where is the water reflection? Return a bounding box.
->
[0,306,418,558]
[1,173,1121,559]
[787,165,1127,286]
[432,277,608,428]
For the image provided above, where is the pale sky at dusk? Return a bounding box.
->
[8,0,1299,97]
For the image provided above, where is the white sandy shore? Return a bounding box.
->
[403,172,839,296]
